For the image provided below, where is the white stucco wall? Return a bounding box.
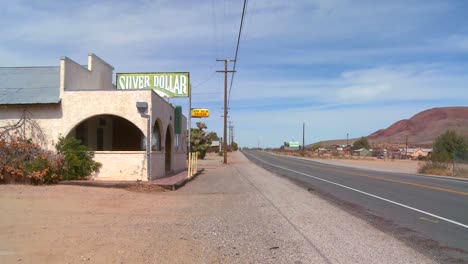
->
[94,151,147,181]
[0,104,62,149]
[62,53,114,91]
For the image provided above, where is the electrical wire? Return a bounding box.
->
[228,0,248,108]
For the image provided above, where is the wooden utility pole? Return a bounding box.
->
[217,59,235,164]
[302,122,305,156]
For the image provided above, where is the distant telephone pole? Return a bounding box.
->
[347,133,349,155]
[217,59,236,164]
[302,122,305,156]
[229,122,235,148]
[405,135,408,156]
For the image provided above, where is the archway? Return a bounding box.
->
[165,126,172,172]
[67,114,145,151]
[152,119,163,151]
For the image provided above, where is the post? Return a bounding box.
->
[187,152,192,179]
[146,115,151,180]
[223,60,228,163]
[195,152,198,174]
[405,135,408,157]
[302,122,305,156]
[188,84,192,153]
[217,59,236,164]
[346,133,349,156]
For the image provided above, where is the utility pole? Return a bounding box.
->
[405,135,408,157]
[188,84,192,153]
[228,121,232,149]
[217,59,236,164]
[347,133,349,156]
[231,125,235,147]
[302,122,305,156]
[229,121,234,150]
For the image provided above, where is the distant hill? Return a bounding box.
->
[368,107,468,145]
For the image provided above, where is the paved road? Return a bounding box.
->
[242,150,468,261]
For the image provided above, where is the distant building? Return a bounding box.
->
[404,148,433,159]
[353,148,372,157]
[209,140,221,153]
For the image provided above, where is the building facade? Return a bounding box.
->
[0,53,187,181]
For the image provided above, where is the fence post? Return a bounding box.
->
[195,152,198,174]
[191,152,195,177]
[188,152,192,179]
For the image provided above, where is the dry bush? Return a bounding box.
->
[0,137,64,184]
[418,161,451,176]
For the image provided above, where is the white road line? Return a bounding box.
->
[245,152,468,230]
[270,152,468,184]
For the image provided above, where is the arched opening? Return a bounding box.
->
[165,126,172,172]
[152,119,162,151]
[67,114,145,151]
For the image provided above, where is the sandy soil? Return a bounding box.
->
[308,157,421,174]
[0,152,436,263]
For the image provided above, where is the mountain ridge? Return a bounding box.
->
[368,107,468,145]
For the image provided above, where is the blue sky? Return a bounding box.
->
[1,0,468,147]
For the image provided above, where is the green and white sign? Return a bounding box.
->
[116,72,190,98]
[288,142,300,148]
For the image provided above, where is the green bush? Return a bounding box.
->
[55,136,101,180]
[432,130,467,162]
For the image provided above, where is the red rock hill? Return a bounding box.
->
[368,107,468,145]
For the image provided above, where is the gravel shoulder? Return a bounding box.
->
[0,152,434,263]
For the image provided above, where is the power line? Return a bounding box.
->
[192,72,216,88]
[228,0,248,107]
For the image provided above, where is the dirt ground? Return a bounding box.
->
[308,157,421,174]
[0,184,219,264]
[0,152,434,264]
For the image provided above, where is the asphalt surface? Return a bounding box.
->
[242,150,468,262]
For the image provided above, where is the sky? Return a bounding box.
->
[1,0,468,148]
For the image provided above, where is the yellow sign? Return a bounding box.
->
[191,108,209,118]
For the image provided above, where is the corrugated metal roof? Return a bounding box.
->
[0,67,60,105]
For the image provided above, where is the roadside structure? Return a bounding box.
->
[353,148,372,157]
[0,53,187,181]
[405,148,433,159]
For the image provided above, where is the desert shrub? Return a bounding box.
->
[55,136,101,180]
[418,130,468,177]
[0,137,63,184]
[432,130,467,162]
[25,154,63,184]
[418,161,451,176]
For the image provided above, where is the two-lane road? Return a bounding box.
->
[242,150,468,261]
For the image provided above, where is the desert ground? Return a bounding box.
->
[0,152,434,264]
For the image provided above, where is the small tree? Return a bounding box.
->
[353,137,370,150]
[55,136,101,180]
[432,130,467,162]
[190,122,212,159]
[231,142,239,151]
[206,132,220,142]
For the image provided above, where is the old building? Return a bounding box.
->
[0,53,187,181]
